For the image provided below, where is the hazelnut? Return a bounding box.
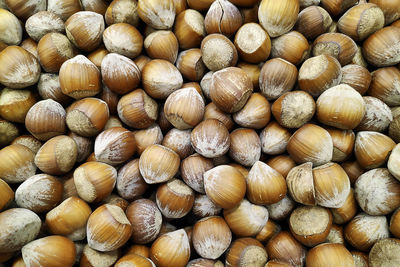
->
[356,96,393,132]
[256,219,281,244]
[73,161,117,203]
[115,254,155,267]
[287,124,333,166]
[0,208,41,253]
[260,121,291,155]
[59,55,101,99]
[164,87,205,130]
[355,168,400,215]
[22,235,76,267]
[368,67,400,106]
[139,144,180,184]
[344,213,389,251]
[369,238,400,267]
[132,124,163,155]
[81,0,108,15]
[313,32,357,65]
[192,216,232,259]
[258,0,299,37]
[94,127,136,165]
[338,3,384,41]
[187,0,214,11]
[289,205,332,247]
[150,229,190,267]
[233,92,271,129]
[192,194,222,217]
[200,34,238,71]
[312,162,351,208]
[47,0,83,21]
[259,58,298,100]
[126,199,162,244]
[266,231,306,267]
[204,0,242,37]
[25,99,67,141]
[271,31,310,65]
[176,48,206,81]
[0,46,40,89]
[105,0,140,27]
[103,23,143,59]
[0,178,13,211]
[298,55,342,97]
[272,91,315,129]
[225,238,268,267]
[25,11,65,42]
[66,97,109,137]
[363,26,400,67]
[266,155,296,178]
[267,195,296,221]
[87,204,132,252]
[354,131,395,169]
[306,243,354,267]
[65,11,105,52]
[204,165,246,209]
[45,196,92,241]
[210,67,253,113]
[174,9,206,50]
[37,33,77,73]
[247,160,286,204]
[286,162,316,206]
[116,159,148,200]
[87,47,109,70]
[340,64,371,95]
[316,84,365,130]
[341,161,364,185]
[223,199,269,237]
[0,88,37,123]
[144,30,179,63]
[156,178,195,219]
[137,0,175,30]
[20,37,38,58]
[37,73,73,106]
[162,128,194,159]
[203,102,234,131]
[191,119,230,158]
[326,128,355,162]
[80,244,119,267]
[117,89,158,129]
[370,0,400,25]
[142,59,183,99]
[0,144,36,184]
[0,8,22,45]
[295,6,333,40]
[229,128,261,166]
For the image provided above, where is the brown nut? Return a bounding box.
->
[258,0,299,37]
[126,199,162,244]
[210,67,253,113]
[73,161,117,203]
[363,26,400,67]
[94,127,136,165]
[101,53,141,95]
[22,235,76,267]
[59,55,101,99]
[287,124,333,167]
[65,11,105,52]
[139,144,180,184]
[103,23,143,59]
[0,46,41,88]
[87,204,132,252]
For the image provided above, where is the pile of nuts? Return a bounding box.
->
[2,0,400,266]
